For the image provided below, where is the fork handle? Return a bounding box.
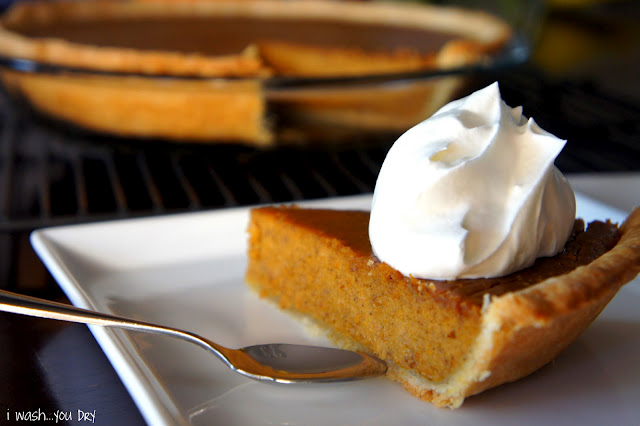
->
[0,288,228,360]
[0,288,161,330]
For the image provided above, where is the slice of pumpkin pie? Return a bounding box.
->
[245,84,640,407]
[246,205,640,408]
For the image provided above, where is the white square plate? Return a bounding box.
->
[31,194,640,426]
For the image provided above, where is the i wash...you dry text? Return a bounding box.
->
[6,408,96,423]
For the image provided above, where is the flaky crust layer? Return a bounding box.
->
[390,207,640,407]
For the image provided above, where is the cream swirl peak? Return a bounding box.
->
[369,82,576,280]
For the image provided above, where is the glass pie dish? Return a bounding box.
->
[0,0,539,146]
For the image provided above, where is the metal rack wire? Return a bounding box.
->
[2,66,640,288]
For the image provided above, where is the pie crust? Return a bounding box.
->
[0,0,511,144]
[245,206,640,407]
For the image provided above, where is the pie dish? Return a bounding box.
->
[0,0,513,144]
[245,205,640,408]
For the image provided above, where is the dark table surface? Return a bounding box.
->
[1,1,640,425]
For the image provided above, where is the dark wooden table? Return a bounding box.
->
[0,315,146,424]
[0,288,146,425]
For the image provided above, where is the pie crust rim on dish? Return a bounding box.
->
[0,0,512,144]
[0,0,512,78]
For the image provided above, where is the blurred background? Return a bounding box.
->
[1,0,639,291]
[535,0,640,102]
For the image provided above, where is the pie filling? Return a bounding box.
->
[7,16,454,57]
[245,207,621,384]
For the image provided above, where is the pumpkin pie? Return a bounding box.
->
[0,0,511,144]
[245,205,640,408]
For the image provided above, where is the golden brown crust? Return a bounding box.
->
[1,71,272,144]
[245,205,640,408]
[400,208,640,407]
[258,40,437,77]
[0,0,510,77]
[257,27,501,131]
[0,0,268,77]
[452,209,640,404]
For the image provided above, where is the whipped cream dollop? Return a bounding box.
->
[369,82,576,280]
